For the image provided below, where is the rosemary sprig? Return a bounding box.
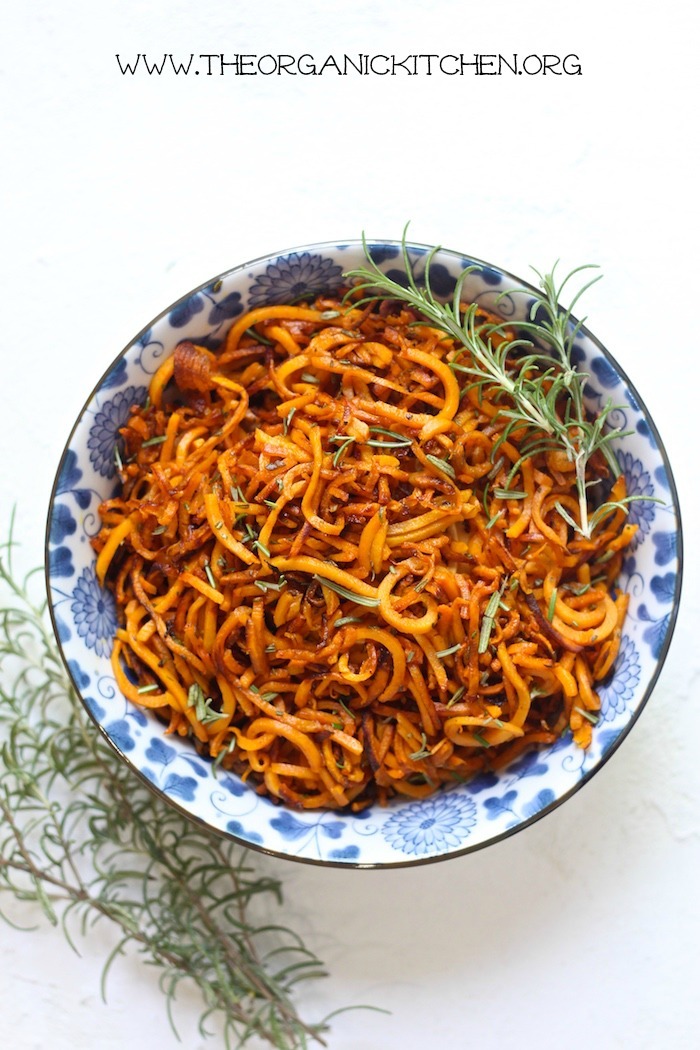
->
[0,528,350,1049]
[343,228,648,538]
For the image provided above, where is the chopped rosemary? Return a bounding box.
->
[425,454,456,479]
[435,643,461,659]
[255,578,286,593]
[574,706,600,725]
[332,435,355,467]
[334,615,364,627]
[336,697,356,720]
[473,732,491,748]
[151,524,167,535]
[187,682,225,724]
[446,685,466,707]
[244,325,274,346]
[113,444,123,471]
[566,580,592,595]
[547,587,558,622]
[408,732,433,761]
[283,406,296,434]
[230,485,248,505]
[137,683,159,694]
[311,574,380,607]
[204,562,217,589]
[141,434,167,448]
[478,580,508,653]
[366,427,413,449]
[493,488,528,500]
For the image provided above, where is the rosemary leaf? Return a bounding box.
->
[425,454,456,480]
[435,643,461,659]
[311,574,380,608]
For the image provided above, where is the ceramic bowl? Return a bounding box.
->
[45,240,682,867]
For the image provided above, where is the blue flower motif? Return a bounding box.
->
[87,385,147,478]
[49,546,74,578]
[507,750,549,779]
[624,386,640,411]
[248,252,343,307]
[320,820,345,840]
[636,418,658,449]
[100,358,128,390]
[636,575,676,660]
[163,773,198,801]
[597,728,622,755]
[84,695,105,721]
[329,845,360,860]
[56,449,92,509]
[49,504,77,544]
[654,464,669,489]
[617,450,655,545]
[106,718,135,752]
[215,773,246,797]
[226,819,263,845]
[208,291,243,326]
[384,268,411,289]
[522,788,556,819]
[270,811,311,841]
[421,263,457,297]
[181,755,210,779]
[67,659,90,690]
[169,292,205,328]
[57,449,83,494]
[382,793,477,856]
[145,738,177,766]
[469,263,502,286]
[483,788,518,822]
[54,612,71,643]
[570,343,586,369]
[465,771,500,794]
[590,356,620,389]
[650,572,676,605]
[366,245,400,265]
[640,611,671,660]
[652,531,677,566]
[597,635,640,721]
[70,567,117,657]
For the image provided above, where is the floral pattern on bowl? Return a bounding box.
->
[45,241,683,867]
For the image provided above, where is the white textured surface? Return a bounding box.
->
[1,2,697,1048]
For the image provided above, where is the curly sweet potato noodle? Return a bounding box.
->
[94,291,635,811]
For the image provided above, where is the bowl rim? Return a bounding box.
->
[44,238,685,868]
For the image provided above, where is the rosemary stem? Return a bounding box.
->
[1,544,336,1049]
[343,233,645,542]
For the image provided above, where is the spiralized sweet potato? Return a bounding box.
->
[94,294,634,810]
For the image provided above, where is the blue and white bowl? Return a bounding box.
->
[45,240,683,867]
